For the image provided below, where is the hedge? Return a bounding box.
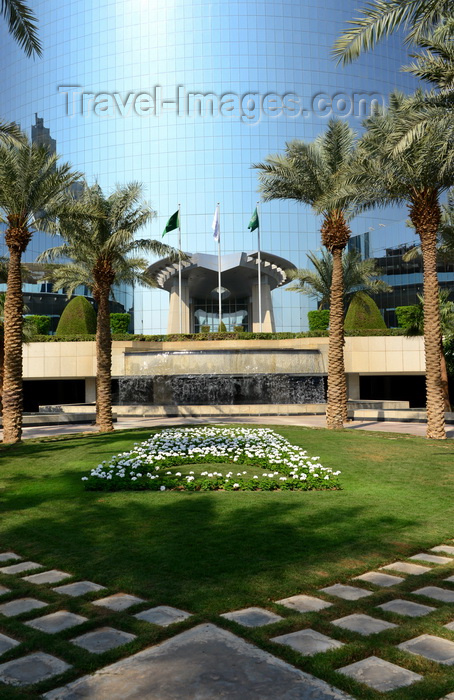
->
[25,315,51,335]
[395,305,419,328]
[308,309,330,331]
[31,328,407,342]
[110,313,130,334]
[56,296,97,336]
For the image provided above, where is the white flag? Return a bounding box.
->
[212,204,220,242]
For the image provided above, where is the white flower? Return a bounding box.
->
[81,477,88,481]
[233,483,240,489]
[160,485,166,491]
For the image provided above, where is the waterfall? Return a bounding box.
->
[117,374,325,405]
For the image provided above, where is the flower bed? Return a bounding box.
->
[82,427,341,492]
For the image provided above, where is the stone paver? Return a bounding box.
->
[25,610,87,634]
[0,597,47,617]
[331,613,397,636]
[353,571,404,587]
[0,632,19,656]
[22,570,71,585]
[45,623,354,699]
[414,586,454,603]
[410,553,453,565]
[0,652,71,687]
[338,655,423,692]
[0,585,10,596]
[220,607,282,628]
[378,599,436,617]
[398,634,454,665]
[272,629,344,657]
[445,575,454,583]
[92,593,145,612]
[319,584,372,601]
[445,621,454,631]
[134,605,192,627]
[443,693,454,699]
[0,561,42,575]
[380,561,431,575]
[431,545,454,556]
[53,580,106,597]
[275,594,332,613]
[0,552,21,563]
[71,626,137,654]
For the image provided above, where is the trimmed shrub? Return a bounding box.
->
[26,315,51,335]
[56,296,97,336]
[395,305,419,328]
[110,313,130,334]
[344,292,387,330]
[218,321,227,332]
[200,325,210,333]
[234,325,245,333]
[308,309,330,331]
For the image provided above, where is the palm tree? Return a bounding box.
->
[254,119,358,429]
[287,248,392,310]
[1,0,41,57]
[38,183,177,433]
[402,291,454,412]
[332,0,450,65]
[0,140,81,443]
[335,91,453,439]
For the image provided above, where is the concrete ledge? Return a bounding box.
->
[40,404,327,418]
[0,413,107,427]
[349,409,454,424]
[348,400,410,410]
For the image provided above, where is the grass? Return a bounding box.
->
[0,424,453,698]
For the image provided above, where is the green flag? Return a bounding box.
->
[162,210,180,237]
[248,207,259,232]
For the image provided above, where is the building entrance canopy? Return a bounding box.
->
[147,252,296,333]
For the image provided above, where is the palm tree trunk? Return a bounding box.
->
[2,248,24,443]
[0,332,4,415]
[326,246,347,429]
[440,345,451,413]
[412,191,446,439]
[95,285,113,433]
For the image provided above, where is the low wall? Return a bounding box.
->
[23,336,425,380]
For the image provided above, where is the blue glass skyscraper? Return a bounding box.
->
[0,0,416,332]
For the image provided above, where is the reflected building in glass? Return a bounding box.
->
[0,0,417,332]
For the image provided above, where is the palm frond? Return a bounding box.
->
[332,0,449,65]
[1,0,41,57]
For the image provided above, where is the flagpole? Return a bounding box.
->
[217,203,222,330]
[257,201,262,332]
[178,203,182,334]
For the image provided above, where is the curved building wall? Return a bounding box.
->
[0,0,417,332]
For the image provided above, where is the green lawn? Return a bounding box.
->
[0,425,453,699]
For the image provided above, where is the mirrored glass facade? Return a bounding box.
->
[0,0,417,332]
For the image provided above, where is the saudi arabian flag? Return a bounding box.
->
[248,207,259,232]
[162,210,180,237]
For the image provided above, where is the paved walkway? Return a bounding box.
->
[0,546,453,697]
[3,414,454,441]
